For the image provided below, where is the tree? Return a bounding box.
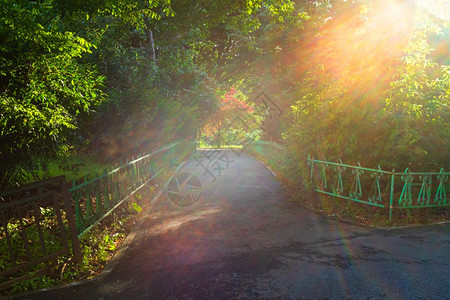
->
[0,0,104,188]
[200,88,261,147]
[380,9,450,169]
[83,0,305,157]
[283,0,449,171]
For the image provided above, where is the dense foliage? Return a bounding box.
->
[199,88,263,147]
[1,0,448,188]
[0,0,105,188]
[283,1,449,171]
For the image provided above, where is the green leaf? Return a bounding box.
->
[131,202,142,213]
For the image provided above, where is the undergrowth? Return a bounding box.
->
[1,190,150,296]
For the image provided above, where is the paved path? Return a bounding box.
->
[17,151,450,299]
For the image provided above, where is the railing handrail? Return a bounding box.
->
[247,140,294,168]
[0,175,66,197]
[69,141,183,192]
[308,157,448,176]
[125,141,181,166]
[252,140,287,149]
[308,158,393,174]
[70,140,195,236]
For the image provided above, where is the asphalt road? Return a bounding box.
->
[15,150,450,299]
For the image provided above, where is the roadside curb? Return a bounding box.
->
[376,220,450,230]
[247,153,277,177]
[297,196,450,231]
[99,189,165,277]
[100,160,187,277]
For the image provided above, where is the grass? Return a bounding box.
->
[7,154,115,190]
[40,155,115,182]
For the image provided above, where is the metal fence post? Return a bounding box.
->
[61,178,82,263]
[389,170,395,222]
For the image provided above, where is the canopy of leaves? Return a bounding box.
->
[1,0,448,189]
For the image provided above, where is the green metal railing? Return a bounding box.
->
[69,140,195,237]
[246,141,294,168]
[307,157,449,221]
[246,140,448,221]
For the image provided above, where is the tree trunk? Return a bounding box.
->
[144,17,157,71]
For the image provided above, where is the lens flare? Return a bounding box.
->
[418,0,450,21]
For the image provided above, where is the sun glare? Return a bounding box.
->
[418,0,450,21]
[311,0,415,87]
